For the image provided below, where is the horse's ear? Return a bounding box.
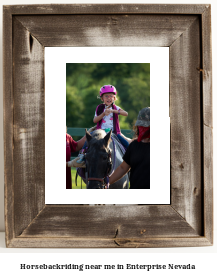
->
[104,130,112,147]
[85,129,92,145]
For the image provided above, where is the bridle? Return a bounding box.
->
[85,137,116,189]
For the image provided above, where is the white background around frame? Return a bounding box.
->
[45,47,170,204]
[0,2,216,276]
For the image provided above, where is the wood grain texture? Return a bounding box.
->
[20,205,199,238]
[16,15,197,47]
[3,7,14,247]
[202,6,212,129]
[4,4,207,15]
[13,17,45,237]
[7,237,212,248]
[170,17,202,235]
[203,126,213,243]
[3,4,213,248]
[201,6,213,244]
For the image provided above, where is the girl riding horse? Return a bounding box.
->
[74,84,130,165]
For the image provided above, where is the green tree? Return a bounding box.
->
[66,63,150,129]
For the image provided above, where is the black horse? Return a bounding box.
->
[84,129,129,189]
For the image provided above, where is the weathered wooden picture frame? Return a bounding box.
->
[3,4,212,248]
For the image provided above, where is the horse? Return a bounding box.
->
[80,129,129,189]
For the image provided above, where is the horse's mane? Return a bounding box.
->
[88,129,111,150]
[91,129,106,139]
[88,129,125,157]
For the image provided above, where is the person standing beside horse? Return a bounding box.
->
[66,126,96,188]
[109,107,150,189]
[66,129,86,189]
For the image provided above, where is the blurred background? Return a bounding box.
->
[66,63,150,135]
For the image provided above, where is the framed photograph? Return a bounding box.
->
[3,4,212,247]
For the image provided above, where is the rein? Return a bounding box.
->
[85,136,116,189]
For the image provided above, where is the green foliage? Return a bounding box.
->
[66,63,150,129]
[66,85,84,127]
[71,168,84,189]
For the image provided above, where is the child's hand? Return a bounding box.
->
[104,108,111,116]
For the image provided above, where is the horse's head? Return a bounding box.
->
[85,129,112,189]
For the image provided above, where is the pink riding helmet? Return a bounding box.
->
[99,85,117,97]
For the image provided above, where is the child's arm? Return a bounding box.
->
[93,108,111,123]
[93,112,105,123]
[111,108,128,116]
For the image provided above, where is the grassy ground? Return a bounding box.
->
[71,168,86,189]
